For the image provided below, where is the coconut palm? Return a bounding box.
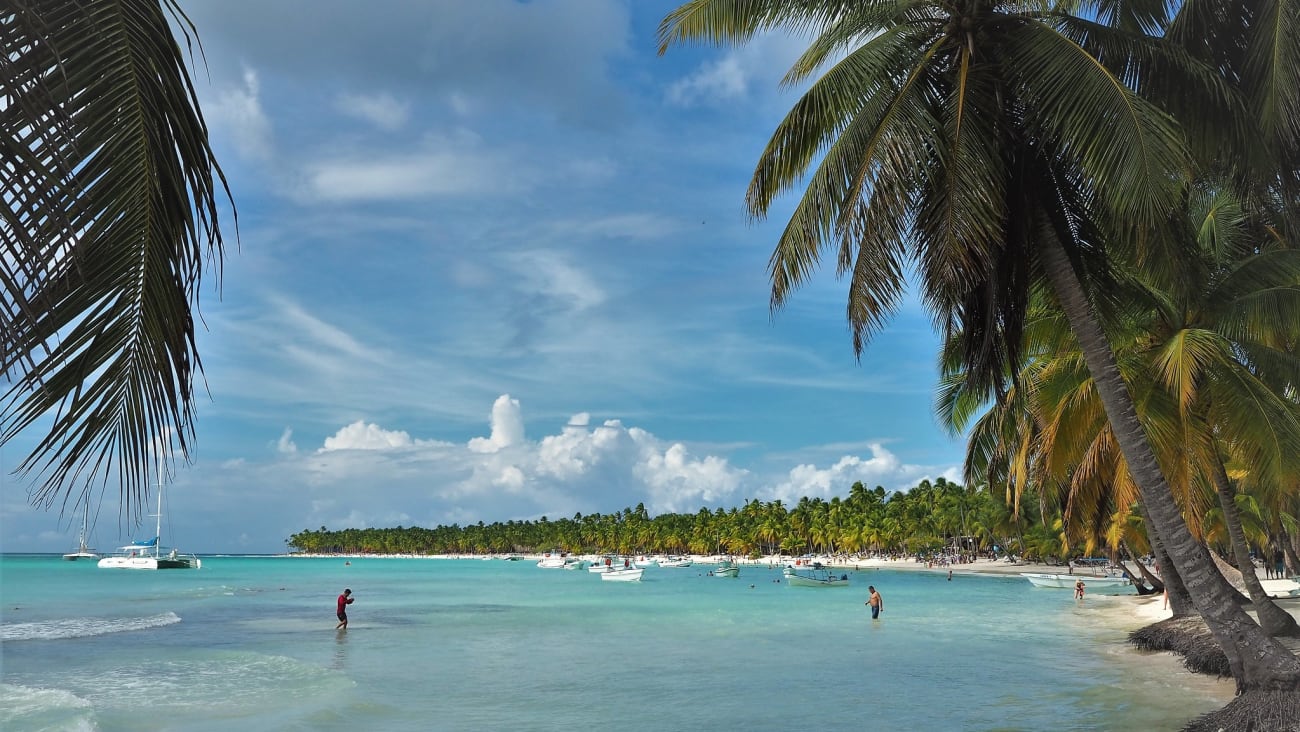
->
[1,0,230,515]
[658,0,1300,705]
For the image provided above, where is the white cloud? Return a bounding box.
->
[766,444,936,504]
[634,438,746,513]
[666,33,807,108]
[321,421,416,451]
[513,251,606,311]
[298,136,513,202]
[468,395,525,453]
[209,67,273,160]
[335,92,410,131]
[667,54,749,106]
[276,428,297,454]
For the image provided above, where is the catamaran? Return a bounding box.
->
[62,495,98,561]
[98,474,200,570]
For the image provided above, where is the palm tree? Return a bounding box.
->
[658,0,1300,704]
[2,0,231,515]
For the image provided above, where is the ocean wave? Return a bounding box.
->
[0,684,97,732]
[0,611,181,641]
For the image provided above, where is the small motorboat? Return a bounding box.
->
[600,567,644,582]
[783,564,850,588]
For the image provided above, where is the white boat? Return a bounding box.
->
[62,496,98,561]
[1020,572,1131,590]
[783,564,850,587]
[537,554,569,569]
[588,563,613,573]
[658,557,692,568]
[600,567,644,582]
[713,559,740,578]
[634,557,658,568]
[98,472,200,570]
[562,559,590,570]
[1260,578,1300,597]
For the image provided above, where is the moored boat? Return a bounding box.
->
[98,473,199,570]
[658,557,692,568]
[600,567,644,582]
[63,496,98,561]
[783,564,850,587]
[713,559,740,578]
[1020,573,1131,591]
[537,553,570,569]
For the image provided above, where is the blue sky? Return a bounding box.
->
[2,0,965,554]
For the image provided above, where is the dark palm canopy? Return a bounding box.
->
[661,0,1188,393]
[1,0,230,514]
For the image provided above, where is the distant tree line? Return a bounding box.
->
[287,477,1144,561]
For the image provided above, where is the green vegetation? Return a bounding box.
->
[289,477,1101,561]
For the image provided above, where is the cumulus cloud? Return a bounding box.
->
[468,395,525,453]
[766,444,935,504]
[322,421,417,451]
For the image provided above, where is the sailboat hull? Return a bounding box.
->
[97,553,200,570]
[63,552,99,561]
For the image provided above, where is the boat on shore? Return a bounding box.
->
[1260,578,1300,597]
[783,564,850,587]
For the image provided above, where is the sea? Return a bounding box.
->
[0,555,1230,732]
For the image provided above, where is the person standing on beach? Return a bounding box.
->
[336,588,354,629]
[866,585,883,619]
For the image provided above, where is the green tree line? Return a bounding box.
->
[285,477,1170,562]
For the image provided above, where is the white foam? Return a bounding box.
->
[0,684,97,732]
[0,611,181,641]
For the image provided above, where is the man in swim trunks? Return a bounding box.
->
[866,585,883,619]
[336,588,354,629]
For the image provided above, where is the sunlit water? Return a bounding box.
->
[1,555,1230,731]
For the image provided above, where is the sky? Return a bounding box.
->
[1,0,967,554]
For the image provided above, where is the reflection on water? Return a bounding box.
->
[332,627,349,670]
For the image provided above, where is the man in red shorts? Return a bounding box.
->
[336,588,354,629]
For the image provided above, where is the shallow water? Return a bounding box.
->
[0,555,1229,731]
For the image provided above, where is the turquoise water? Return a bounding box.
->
[1,556,1228,731]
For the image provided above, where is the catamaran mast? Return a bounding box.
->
[79,496,89,550]
[152,465,163,558]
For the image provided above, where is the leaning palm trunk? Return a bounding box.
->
[1039,229,1300,693]
[1212,457,1300,636]
[1121,540,1164,592]
[1140,501,1196,617]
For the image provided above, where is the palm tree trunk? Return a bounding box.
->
[1140,496,1196,617]
[1211,454,1300,636]
[1121,540,1163,591]
[1281,525,1300,579]
[1038,229,1300,691]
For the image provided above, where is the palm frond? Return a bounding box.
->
[1006,18,1188,227]
[1,0,231,514]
